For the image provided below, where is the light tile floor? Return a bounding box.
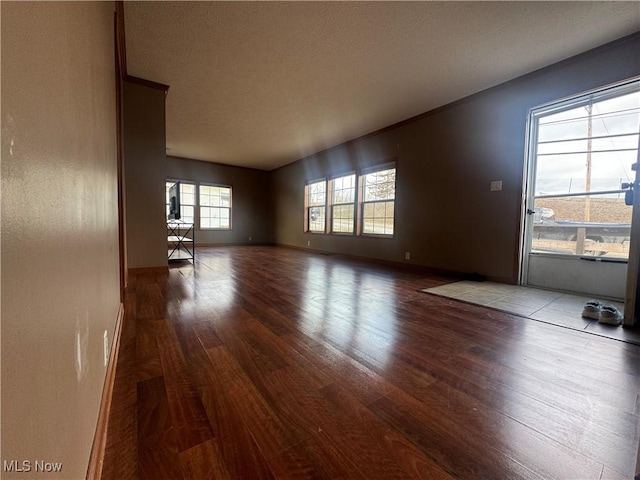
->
[422,281,640,345]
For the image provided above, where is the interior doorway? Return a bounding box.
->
[521,78,640,306]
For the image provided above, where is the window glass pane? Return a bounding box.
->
[384,219,395,235]
[307,181,326,206]
[332,204,354,233]
[537,152,636,196]
[536,90,639,197]
[210,209,220,228]
[362,200,394,235]
[532,193,631,258]
[363,168,395,202]
[308,206,325,232]
[539,91,640,142]
[332,174,355,204]
[183,192,194,205]
[362,203,376,234]
[386,201,394,219]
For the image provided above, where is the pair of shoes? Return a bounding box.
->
[598,305,623,326]
[581,300,623,326]
[581,300,603,320]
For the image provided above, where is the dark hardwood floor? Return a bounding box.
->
[102,246,640,479]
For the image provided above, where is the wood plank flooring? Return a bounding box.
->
[102,246,640,479]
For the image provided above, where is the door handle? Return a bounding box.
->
[526,209,536,215]
[622,181,636,206]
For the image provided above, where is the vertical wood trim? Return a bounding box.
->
[87,5,128,476]
[356,173,364,235]
[115,1,127,76]
[86,303,125,480]
[115,1,127,293]
[326,178,334,233]
[303,184,309,233]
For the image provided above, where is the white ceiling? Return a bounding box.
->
[124,1,640,171]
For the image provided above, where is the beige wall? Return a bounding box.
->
[123,81,168,269]
[1,2,120,479]
[271,33,640,283]
[167,156,273,245]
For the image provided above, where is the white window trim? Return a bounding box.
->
[305,179,328,233]
[199,183,233,230]
[329,173,357,235]
[359,166,397,237]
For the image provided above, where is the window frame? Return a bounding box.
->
[523,79,639,260]
[166,179,196,225]
[329,173,357,235]
[199,183,233,231]
[302,162,397,238]
[304,179,328,233]
[359,165,397,237]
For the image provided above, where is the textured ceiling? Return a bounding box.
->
[124,1,640,171]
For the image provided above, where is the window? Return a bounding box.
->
[302,165,397,237]
[305,180,327,233]
[200,184,232,229]
[330,174,356,233]
[360,167,396,236]
[165,180,195,224]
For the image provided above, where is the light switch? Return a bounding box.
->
[490,180,503,191]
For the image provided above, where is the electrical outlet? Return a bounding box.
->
[490,180,503,191]
[249,236,252,242]
[405,252,411,260]
[103,331,109,367]
[307,240,311,247]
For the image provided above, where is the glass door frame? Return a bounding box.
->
[520,77,640,314]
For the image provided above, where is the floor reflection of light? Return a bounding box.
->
[170,250,238,319]
[301,257,397,369]
[353,272,397,369]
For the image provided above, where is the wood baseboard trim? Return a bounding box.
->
[275,243,457,276]
[86,303,125,480]
[196,242,275,247]
[274,243,517,285]
[127,265,169,275]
